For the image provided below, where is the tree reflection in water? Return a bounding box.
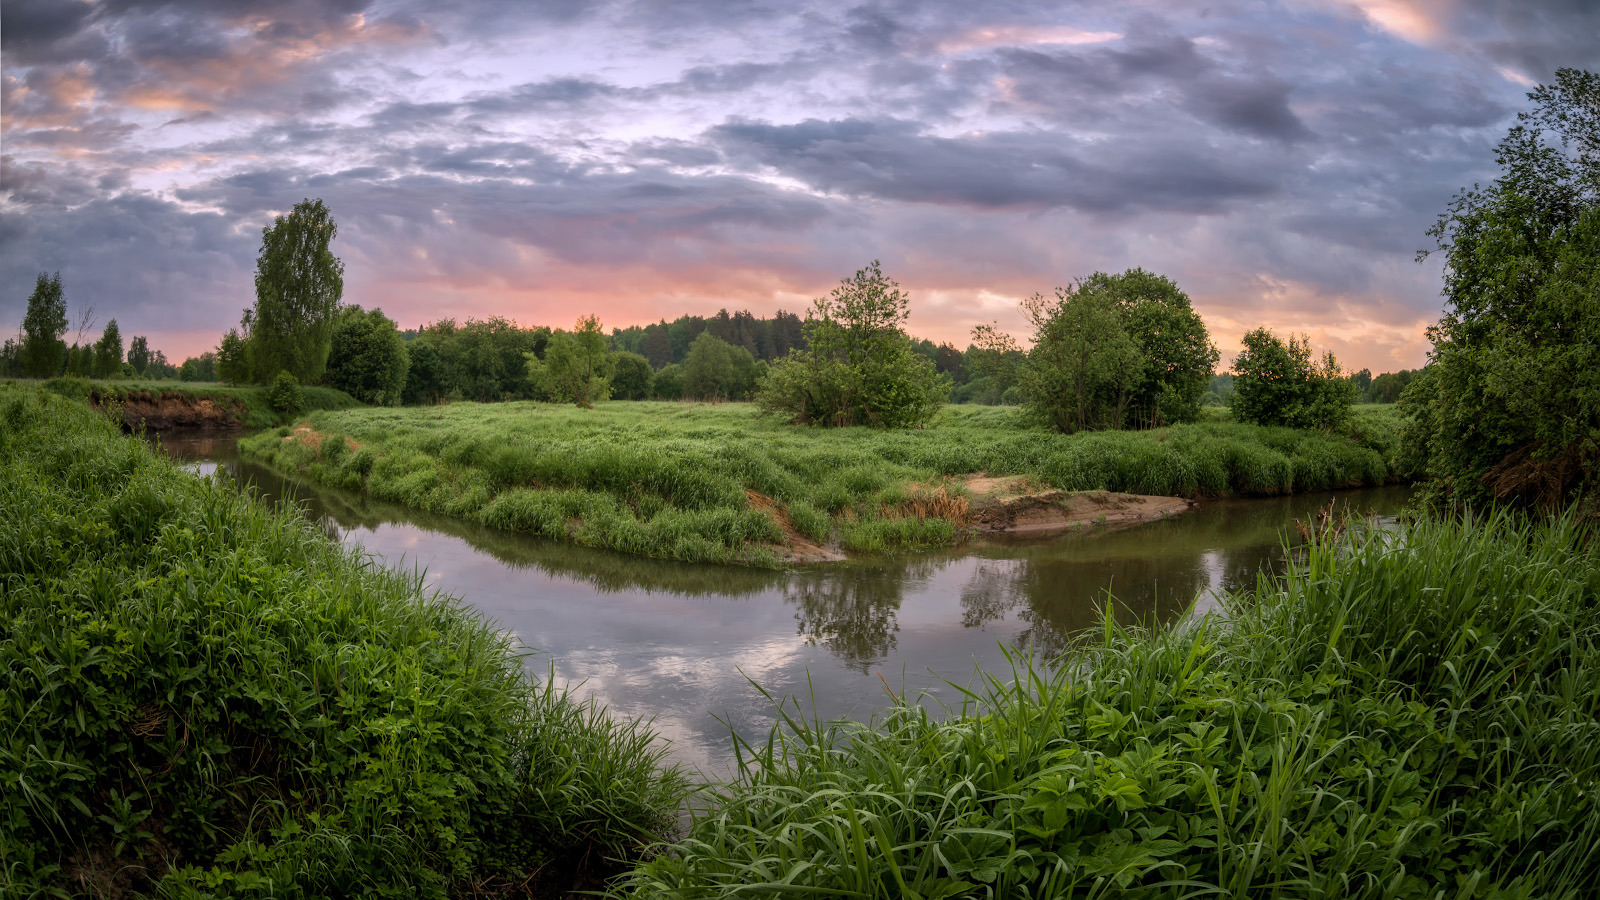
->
[783,561,937,672]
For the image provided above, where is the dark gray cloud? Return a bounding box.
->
[710,117,1282,213]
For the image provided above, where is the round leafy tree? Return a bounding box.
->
[758,261,946,428]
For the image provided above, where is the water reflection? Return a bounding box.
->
[152,430,1412,776]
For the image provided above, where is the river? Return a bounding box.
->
[152,430,1413,779]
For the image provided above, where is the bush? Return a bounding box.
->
[266,369,305,414]
[757,261,946,428]
[0,386,686,896]
[653,363,687,400]
[609,350,655,400]
[971,270,1219,432]
[683,332,760,400]
[1231,328,1354,429]
[323,305,409,406]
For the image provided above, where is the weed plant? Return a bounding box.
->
[241,402,1408,566]
[0,386,686,897]
[618,508,1600,897]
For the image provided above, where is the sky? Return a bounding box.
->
[3,0,1597,371]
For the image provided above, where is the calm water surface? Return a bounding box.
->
[154,430,1412,778]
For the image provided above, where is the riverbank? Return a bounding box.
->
[241,402,1409,566]
[0,385,685,896]
[619,507,1600,897]
[10,376,361,428]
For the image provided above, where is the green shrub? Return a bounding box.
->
[41,375,94,400]
[1231,328,1355,429]
[266,369,305,415]
[757,261,946,428]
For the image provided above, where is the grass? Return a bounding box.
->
[11,376,361,428]
[241,401,1411,566]
[616,507,1600,897]
[0,385,686,897]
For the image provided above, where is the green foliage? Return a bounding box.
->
[975,269,1219,433]
[652,363,687,400]
[528,314,611,407]
[179,352,219,383]
[1404,68,1600,510]
[1203,373,1235,407]
[1363,368,1416,404]
[216,326,252,385]
[266,369,306,415]
[611,309,807,367]
[0,386,686,896]
[683,332,760,400]
[609,350,655,400]
[1086,268,1219,426]
[127,334,152,376]
[619,508,1600,897]
[241,403,1403,566]
[400,335,447,404]
[758,261,947,428]
[20,271,67,378]
[995,286,1145,433]
[1231,328,1355,429]
[249,197,346,384]
[92,318,124,379]
[404,317,550,403]
[324,305,410,406]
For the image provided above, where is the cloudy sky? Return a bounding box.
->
[3,0,1596,370]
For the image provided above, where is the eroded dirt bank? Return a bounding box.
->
[91,389,246,430]
[964,475,1192,533]
[754,476,1192,563]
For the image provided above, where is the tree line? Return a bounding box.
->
[13,202,1412,439]
[3,273,179,381]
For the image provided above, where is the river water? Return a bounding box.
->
[153,431,1413,778]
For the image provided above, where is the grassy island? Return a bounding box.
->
[241,402,1409,566]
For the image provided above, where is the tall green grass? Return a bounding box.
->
[618,508,1600,897]
[0,386,686,897]
[241,402,1410,566]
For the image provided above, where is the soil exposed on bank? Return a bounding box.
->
[92,389,245,430]
[963,475,1191,534]
[753,476,1191,563]
[748,489,848,562]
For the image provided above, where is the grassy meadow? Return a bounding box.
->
[0,385,685,896]
[241,401,1411,566]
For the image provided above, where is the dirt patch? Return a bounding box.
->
[284,423,360,455]
[961,474,1190,534]
[93,389,245,430]
[747,489,846,562]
